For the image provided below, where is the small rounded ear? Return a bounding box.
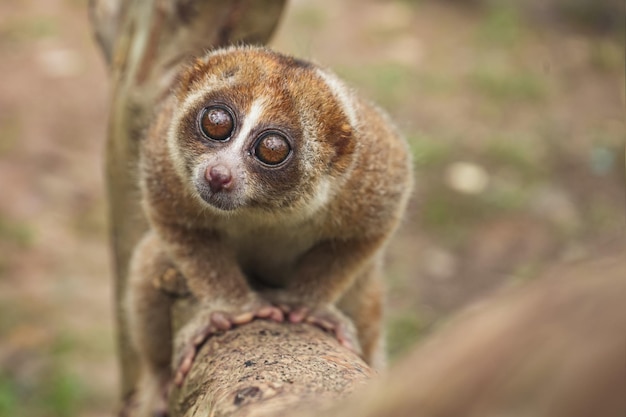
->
[333,123,354,160]
[327,121,356,175]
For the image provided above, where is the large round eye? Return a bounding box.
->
[253,133,291,166]
[199,106,234,141]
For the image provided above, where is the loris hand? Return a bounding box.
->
[172,297,284,386]
[263,292,362,356]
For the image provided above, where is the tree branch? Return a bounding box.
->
[306,247,626,417]
[171,300,373,417]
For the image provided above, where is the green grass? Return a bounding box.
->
[483,138,548,181]
[0,368,85,417]
[419,170,532,246]
[0,17,59,44]
[337,63,416,110]
[0,214,34,249]
[63,0,89,8]
[0,374,16,417]
[419,191,487,246]
[293,6,328,30]
[415,71,458,95]
[468,67,548,102]
[42,369,84,417]
[407,133,453,168]
[387,313,424,360]
[481,183,529,212]
[587,199,623,234]
[476,3,524,47]
[0,330,87,417]
[510,260,543,283]
[588,40,622,72]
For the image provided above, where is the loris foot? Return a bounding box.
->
[283,304,361,355]
[173,303,284,386]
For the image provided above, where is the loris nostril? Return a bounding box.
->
[206,165,233,193]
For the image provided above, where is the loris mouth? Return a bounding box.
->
[194,182,242,212]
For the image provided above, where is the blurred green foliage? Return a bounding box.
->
[435,0,624,34]
[0,374,16,417]
[0,331,87,417]
[0,213,34,249]
[477,3,524,46]
[387,313,425,360]
[293,5,328,31]
[337,64,416,110]
[483,139,547,181]
[408,133,453,169]
[0,368,85,417]
[0,17,59,44]
[468,68,547,102]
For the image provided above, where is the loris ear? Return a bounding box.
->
[176,58,211,101]
[329,122,355,173]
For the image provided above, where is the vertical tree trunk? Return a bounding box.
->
[89,0,288,402]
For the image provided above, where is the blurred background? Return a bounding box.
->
[0,0,623,416]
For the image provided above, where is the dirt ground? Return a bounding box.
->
[0,1,623,416]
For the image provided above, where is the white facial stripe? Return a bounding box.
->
[315,68,358,128]
[236,96,267,149]
[214,97,267,173]
[194,96,268,187]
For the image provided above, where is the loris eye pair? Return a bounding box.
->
[199,105,291,166]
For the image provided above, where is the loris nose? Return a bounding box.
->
[205,165,233,193]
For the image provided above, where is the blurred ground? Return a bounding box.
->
[0,0,623,416]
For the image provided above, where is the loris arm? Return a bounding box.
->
[258,236,386,354]
[270,236,385,307]
[159,225,285,384]
[162,226,252,306]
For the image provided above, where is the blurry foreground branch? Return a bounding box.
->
[299,244,626,417]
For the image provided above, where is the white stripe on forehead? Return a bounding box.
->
[212,96,268,167]
[314,68,359,128]
[236,97,267,149]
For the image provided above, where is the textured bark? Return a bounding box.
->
[170,297,373,417]
[88,0,287,404]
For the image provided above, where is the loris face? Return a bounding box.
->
[166,47,357,216]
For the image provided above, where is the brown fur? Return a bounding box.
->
[126,46,412,415]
